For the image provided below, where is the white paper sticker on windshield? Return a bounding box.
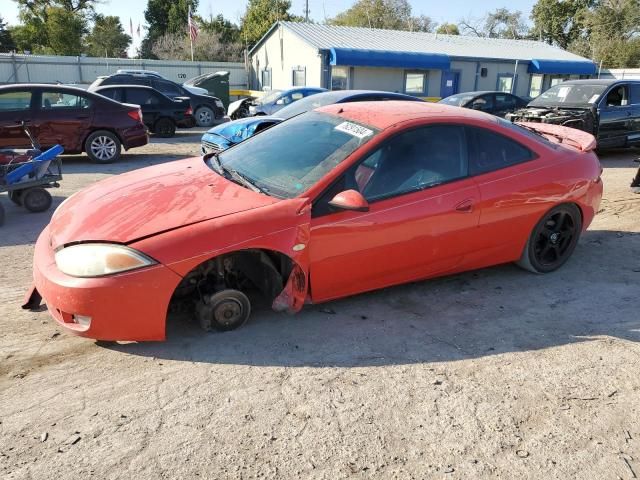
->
[557,86,570,98]
[588,95,599,103]
[335,121,373,139]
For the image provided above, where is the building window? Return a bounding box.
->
[404,71,427,95]
[529,74,543,98]
[497,74,514,93]
[292,67,306,87]
[261,69,272,90]
[331,66,349,90]
[550,75,567,87]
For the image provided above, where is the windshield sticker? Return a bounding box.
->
[557,87,570,99]
[335,121,374,139]
[588,95,600,103]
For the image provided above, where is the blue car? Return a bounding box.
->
[201,116,281,155]
[203,90,425,154]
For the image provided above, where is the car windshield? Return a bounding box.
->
[439,94,476,106]
[275,93,341,119]
[212,111,379,199]
[256,90,283,105]
[529,84,608,107]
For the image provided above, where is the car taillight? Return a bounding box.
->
[185,106,193,115]
[127,109,143,123]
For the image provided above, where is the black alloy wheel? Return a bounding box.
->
[518,204,582,273]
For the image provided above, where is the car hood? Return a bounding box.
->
[49,157,279,249]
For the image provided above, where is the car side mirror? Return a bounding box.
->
[471,102,483,110]
[328,189,369,212]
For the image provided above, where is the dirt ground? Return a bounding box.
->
[1,127,639,479]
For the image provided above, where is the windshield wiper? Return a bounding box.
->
[208,153,268,194]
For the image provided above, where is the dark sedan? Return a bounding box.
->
[0,84,147,163]
[89,73,226,127]
[439,91,528,117]
[203,90,425,154]
[274,89,425,120]
[92,85,195,138]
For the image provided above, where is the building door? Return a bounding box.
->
[440,71,459,98]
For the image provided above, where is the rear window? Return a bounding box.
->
[126,89,159,105]
[41,91,91,109]
[0,91,31,111]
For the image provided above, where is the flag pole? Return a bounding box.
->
[190,36,194,62]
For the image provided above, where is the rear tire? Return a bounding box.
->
[195,106,215,127]
[517,204,582,274]
[85,130,121,163]
[22,187,52,213]
[153,118,176,138]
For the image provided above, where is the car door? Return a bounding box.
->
[465,125,549,267]
[627,83,640,145]
[0,89,34,148]
[494,93,518,117]
[35,89,94,151]
[125,88,161,127]
[467,94,495,114]
[598,84,632,147]
[308,124,481,302]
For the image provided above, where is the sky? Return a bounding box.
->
[2,0,538,53]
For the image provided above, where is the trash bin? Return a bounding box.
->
[185,71,230,108]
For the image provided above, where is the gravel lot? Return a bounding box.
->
[1,127,639,479]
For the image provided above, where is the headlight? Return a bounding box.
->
[215,99,224,108]
[55,243,157,278]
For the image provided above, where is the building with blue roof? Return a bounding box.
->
[249,22,597,100]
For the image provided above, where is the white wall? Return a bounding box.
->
[250,26,322,90]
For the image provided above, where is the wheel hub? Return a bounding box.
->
[213,299,243,327]
[549,232,560,244]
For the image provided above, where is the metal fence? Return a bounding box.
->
[0,53,248,88]
[600,69,640,80]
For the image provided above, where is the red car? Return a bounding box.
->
[24,102,603,341]
[0,84,148,163]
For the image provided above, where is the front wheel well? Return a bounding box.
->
[169,249,296,308]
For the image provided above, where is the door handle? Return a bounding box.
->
[455,199,474,213]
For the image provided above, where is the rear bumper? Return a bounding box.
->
[120,124,149,151]
[29,226,182,341]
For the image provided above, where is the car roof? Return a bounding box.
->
[316,100,495,130]
[0,83,90,93]
[560,79,640,86]
[94,85,155,91]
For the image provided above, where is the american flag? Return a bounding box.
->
[188,6,199,42]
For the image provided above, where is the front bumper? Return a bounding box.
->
[28,226,182,341]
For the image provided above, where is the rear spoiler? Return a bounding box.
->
[516,122,597,152]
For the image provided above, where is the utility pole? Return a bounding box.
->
[305,0,310,22]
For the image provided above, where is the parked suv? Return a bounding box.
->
[507,79,640,148]
[92,85,195,138]
[0,84,147,163]
[89,73,225,127]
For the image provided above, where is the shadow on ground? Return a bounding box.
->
[105,229,640,368]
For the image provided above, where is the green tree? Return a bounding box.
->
[11,0,95,54]
[140,0,198,58]
[460,8,528,39]
[240,0,301,47]
[45,6,85,55]
[577,0,640,68]
[330,0,435,32]
[530,0,594,48]
[436,22,460,35]
[201,14,241,44]
[0,16,16,52]
[86,15,131,57]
